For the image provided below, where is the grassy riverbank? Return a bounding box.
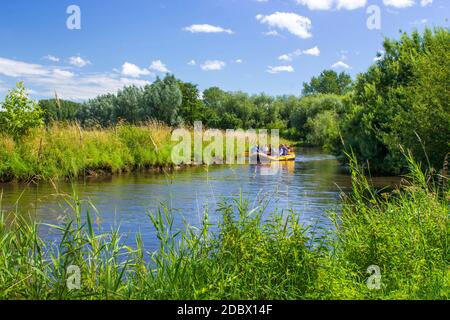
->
[0,155,448,300]
[0,122,174,182]
[0,122,294,183]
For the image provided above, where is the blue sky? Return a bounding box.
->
[0,0,448,101]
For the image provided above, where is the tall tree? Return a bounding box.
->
[177,81,204,125]
[39,98,82,124]
[143,75,182,125]
[114,85,144,124]
[302,70,352,96]
[341,27,450,174]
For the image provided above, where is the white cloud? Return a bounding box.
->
[263,30,279,36]
[43,55,60,63]
[52,69,75,78]
[149,60,170,73]
[0,57,50,77]
[331,61,351,69]
[303,46,320,56]
[337,0,367,10]
[420,0,432,6]
[267,65,294,74]
[200,60,226,71]
[188,60,196,66]
[0,57,150,100]
[296,0,367,10]
[121,62,151,78]
[69,56,91,68]
[44,75,150,100]
[256,12,312,39]
[278,50,301,61]
[297,0,334,10]
[278,46,320,61]
[184,24,233,34]
[279,54,293,62]
[383,0,415,8]
[235,59,243,64]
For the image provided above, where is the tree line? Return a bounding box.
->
[2,27,448,175]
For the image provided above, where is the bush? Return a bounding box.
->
[0,82,44,140]
[340,28,450,174]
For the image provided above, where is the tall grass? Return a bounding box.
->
[0,155,448,299]
[0,122,174,182]
[0,122,294,182]
[313,153,449,299]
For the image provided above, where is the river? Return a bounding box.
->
[0,148,400,251]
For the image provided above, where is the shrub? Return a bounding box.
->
[0,82,44,140]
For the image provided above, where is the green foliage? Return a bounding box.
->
[0,82,44,139]
[75,75,182,126]
[340,27,450,174]
[302,70,352,96]
[143,75,182,125]
[79,93,116,127]
[306,110,340,151]
[0,155,447,299]
[115,85,144,124]
[315,153,449,299]
[290,94,346,148]
[177,81,205,125]
[5,27,445,176]
[39,98,82,124]
[0,123,174,182]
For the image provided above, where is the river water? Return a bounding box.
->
[0,148,400,250]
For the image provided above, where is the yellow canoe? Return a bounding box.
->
[270,154,296,162]
[250,153,296,162]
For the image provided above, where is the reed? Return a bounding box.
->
[0,154,447,300]
[0,122,294,182]
[0,121,174,182]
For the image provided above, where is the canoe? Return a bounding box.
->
[271,154,296,162]
[250,152,296,162]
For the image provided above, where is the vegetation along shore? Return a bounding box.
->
[1,28,447,182]
[0,155,448,299]
[0,28,448,300]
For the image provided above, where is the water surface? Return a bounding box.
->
[0,148,400,250]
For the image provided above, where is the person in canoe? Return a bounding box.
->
[280,144,289,156]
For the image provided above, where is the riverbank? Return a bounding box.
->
[0,155,448,300]
[0,122,295,183]
[0,122,175,183]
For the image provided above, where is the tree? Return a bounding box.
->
[114,85,144,123]
[306,110,340,151]
[302,70,352,96]
[290,94,344,142]
[340,27,450,174]
[177,81,204,125]
[143,75,182,125]
[39,98,82,124]
[79,93,116,127]
[0,82,44,139]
